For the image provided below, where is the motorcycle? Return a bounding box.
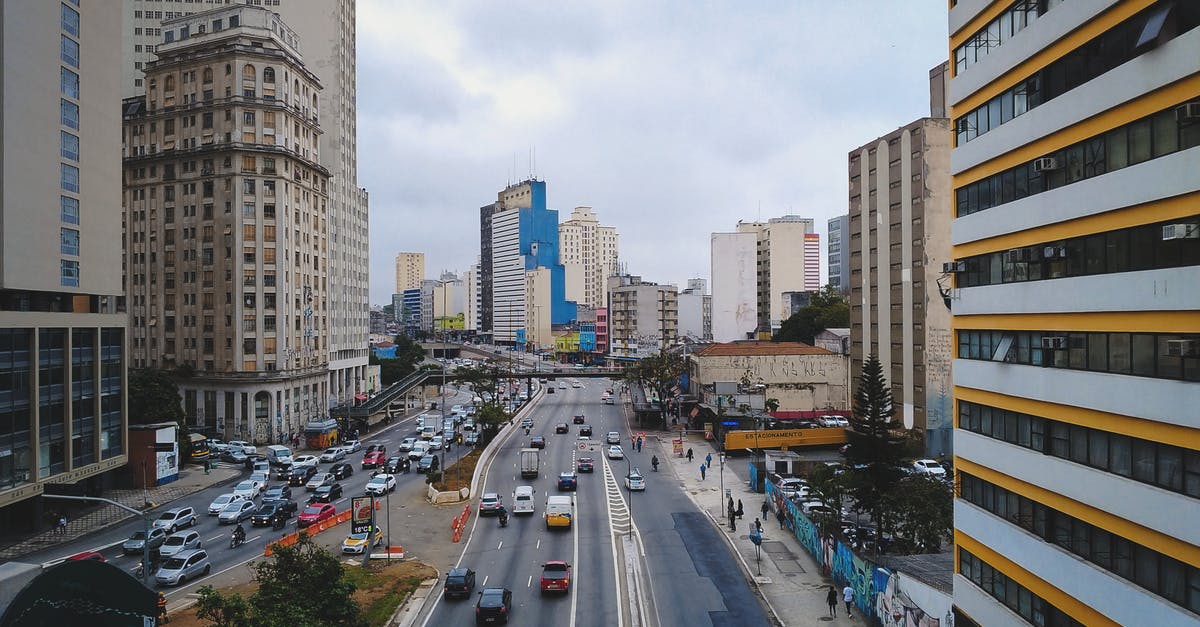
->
[651,457,659,472]
[498,511,509,528]
[272,516,285,531]
[230,530,246,549]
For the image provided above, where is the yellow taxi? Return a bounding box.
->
[341,526,383,554]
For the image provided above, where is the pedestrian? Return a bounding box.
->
[727,496,735,517]
[777,508,785,529]
[736,499,744,520]
[843,584,855,617]
[700,463,706,480]
[728,509,736,531]
[686,448,694,463]
[754,517,763,533]
[826,586,838,617]
[761,500,769,519]
[705,453,712,467]
[57,514,67,535]
[203,458,210,475]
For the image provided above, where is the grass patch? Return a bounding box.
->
[436,448,482,492]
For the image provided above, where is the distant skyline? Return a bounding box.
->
[358,1,948,304]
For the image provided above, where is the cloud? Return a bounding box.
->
[358,0,949,302]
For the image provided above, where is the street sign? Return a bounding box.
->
[351,496,374,534]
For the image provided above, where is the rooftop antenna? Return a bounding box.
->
[528,145,533,181]
[511,152,517,187]
[532,145,537,180]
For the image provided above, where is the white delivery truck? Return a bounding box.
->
[265,445,293,467]
[520,448,540,479]
[512,485,536,514]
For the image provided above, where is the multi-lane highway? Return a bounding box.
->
[424,378,770,627]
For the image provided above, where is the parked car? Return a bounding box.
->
[306,472,335,491]
[576,457,594,473]
[539,561,571,594]
[365,474,396,495]
[530,436,546,449]
[297,503,336,528]
[475,587,512,624]
[778,478,810,500]
[362,451,387,469]
[912,459,948,478]
[554,423,569,434]
[607,445,624,460]
[320,447,346,463]
[557,472,577,491]
[158,530,202,558]
[288,465,318,486]
[329,462,354,479]
[443,567,476,599]
[341,526,383,554]
[218,500,258,525]
[308,482,343,504]
[604,396,614,405]
[578,425,592,437]
[478,493,504,516]
[155,549,210,587]
[208,493,246,516]
[625,470,646,491]
[153,507,197,533]
[122,527,167,555]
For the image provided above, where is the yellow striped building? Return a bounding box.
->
[947,1,1200,625]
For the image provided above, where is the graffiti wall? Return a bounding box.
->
[874,567,951,627]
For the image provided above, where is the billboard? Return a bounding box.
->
[351,496,374,534]
[723,428,847,450]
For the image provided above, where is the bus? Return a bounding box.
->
[188,433,211,463]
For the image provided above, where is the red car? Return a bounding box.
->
[66,551,106,562]
[539,561,571,593]
[297,503,336,527]
[362,451,386,469]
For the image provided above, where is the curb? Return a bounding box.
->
[391,576,439,627]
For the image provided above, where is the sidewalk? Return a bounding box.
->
[656,431,863,626]
[0,464,241,563]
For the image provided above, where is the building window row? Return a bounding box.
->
[959,400,1200,498]
[957,329,1200,381]
[956,98,1200,217]
[955,1,1199,146]
[957,215,1199,287]
[960,473,1200,614]
[957,547,1084,627]
[955,0,1062,75]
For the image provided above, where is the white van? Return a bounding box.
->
[512,486,535,514]
[545,495,574,529]
[265,445,293,467]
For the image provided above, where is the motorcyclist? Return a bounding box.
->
[233,523,246,546]
[497,506,509,527]
[651,455,659,472]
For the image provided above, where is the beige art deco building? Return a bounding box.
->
[0,0,129,530]
[122,5,330,442]
[394,252,425,293]
[559,206,619,309]
[124,0,370,416]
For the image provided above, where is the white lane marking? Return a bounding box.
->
[207,535,224,542]
[247,535,260,543]
[497,541,503,550]
[570,471,581,627]
[527,574,533,588]
[482,575,489,586]
[336,498,348,505]
[600,457,626,627]
[536,539,541,550]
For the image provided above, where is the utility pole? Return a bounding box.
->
[43,494,153,586]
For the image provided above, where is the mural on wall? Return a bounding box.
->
[832,542,876,617]
[874,568,946,627]
[924,327,954,455]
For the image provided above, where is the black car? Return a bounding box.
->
[271,464,294,481]
[418,455,438,474]
[308,482,343,504]
[263,485,292,501]
[579,425,592,437]
[554,423,569,434]
[530,436,546,449]
[475,587,512,624]
[572,415,585,424]
[288,465,318,487]
[329,462,354,480]
[444,567,476,599]
[251,501,295,527]
[383,456,408,474]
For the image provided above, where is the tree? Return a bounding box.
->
[883,476,954,554]
[772,284,849,344]
[128,368,185,425]
[195,534,365,627]
[622,351,687,428]
[805,464,852,538]
[843,354,906,553]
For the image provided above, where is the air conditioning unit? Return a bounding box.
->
[1040,336,1067,350]
[1162,223,1198,241]
[941,262,958,274]
[1176,102,1200,122]
[1005,248,1029,263]
[1165,339,1198,357]
[1033,157,1059,172]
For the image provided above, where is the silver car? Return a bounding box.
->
[208,493,245,515]
[158,530,201,558]
[156,549,210,587]
[122,527,167,555]
[218,500,258,525]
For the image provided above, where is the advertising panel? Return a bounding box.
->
[723,428,848,450]
[351,496,374,534]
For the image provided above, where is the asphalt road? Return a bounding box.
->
[24,386,478,599]
[424,379,769,627]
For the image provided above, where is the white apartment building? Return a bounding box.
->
[736,216,819,332]
[677,280,712,341]
[559,206,619,309]
[123,0,369,416]
[490,208,524,343]
[710,232,758,342]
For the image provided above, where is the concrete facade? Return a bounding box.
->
[606,275,678,358]
[735,216,819,333]
[827,214,850,294]
[687,342,848,412]
[677,281,712,342]
[558,206,619,309]
[710,231,758,343]
[394,252,425,293]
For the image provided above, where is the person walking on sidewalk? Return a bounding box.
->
[761,500,769,520]
[736,499,744,519]
[700,463,707,480]
[57,514,68,535]
[705,452,712,468]
[686,448,694,463]
[843,584,855,618]
[777,507,786,529]
[826,586,838,617]
[754,517,763,533]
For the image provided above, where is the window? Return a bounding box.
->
[60,228,79,256]
[60,68,79,99]
[60,164,79,193]
[60,35,79,68]
[61,4,79,37]
[60,131,79,161]
[60,99,79,129]
[263,67,275,83]
[60,260,79,287]
[61,196,79,224]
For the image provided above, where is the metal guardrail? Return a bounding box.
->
[336,369,455,419]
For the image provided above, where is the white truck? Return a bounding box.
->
[520,448,540,479]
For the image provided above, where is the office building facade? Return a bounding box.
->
[0,0,128,528]
[948,2,1200,625]
[559,206,619,309]
[828,214,850,294]
[123,5,330,443]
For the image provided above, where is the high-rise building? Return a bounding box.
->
[0,1,128,529]
[124,0,369,416]
[827,215,850,294]
[463,263,478,332]
[606,274,678,358]
[710,231,758,342]
[559,206,620,309]
[848,63,953,457]
[123,5,330,442]
[394,252,425,293]
[677,279,712,342]
[947,3,1200,626]
[734,216,819,333]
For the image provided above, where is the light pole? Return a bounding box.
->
[44,494,153,586]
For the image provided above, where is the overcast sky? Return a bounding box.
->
[357,1,949,305]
